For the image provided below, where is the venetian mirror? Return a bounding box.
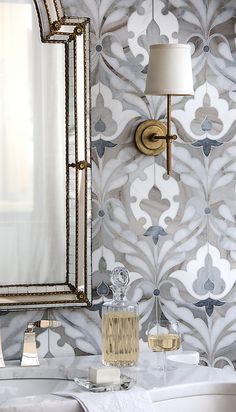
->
[0,0,91,308]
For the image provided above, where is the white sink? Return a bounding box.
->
[0,378,72,400]
[167,351,199,365]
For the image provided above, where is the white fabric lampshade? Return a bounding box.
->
[145,43,194,96]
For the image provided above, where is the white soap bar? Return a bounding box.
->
[89,366,120,384]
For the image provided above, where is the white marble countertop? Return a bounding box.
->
[0,350,199,381]
[1,352,236,411]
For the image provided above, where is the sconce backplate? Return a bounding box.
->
[135,120,167,156]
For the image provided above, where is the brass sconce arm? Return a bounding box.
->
[166,94,177,175]
[135,94,176,175]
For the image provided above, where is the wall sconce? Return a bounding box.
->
[135,44,194,175]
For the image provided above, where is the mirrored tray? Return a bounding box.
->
[74,374,135,392]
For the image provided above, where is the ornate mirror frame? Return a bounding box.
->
[0,0,92,309]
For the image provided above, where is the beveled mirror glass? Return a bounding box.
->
[0,0,91,308]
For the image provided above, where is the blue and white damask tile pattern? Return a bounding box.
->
[2,0,236,368]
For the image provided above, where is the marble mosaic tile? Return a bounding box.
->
[1,0,236,369]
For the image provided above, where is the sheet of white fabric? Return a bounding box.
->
[54,387,155,412]
[0,0,65,284]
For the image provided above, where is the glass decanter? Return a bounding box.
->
[102,267,139,367]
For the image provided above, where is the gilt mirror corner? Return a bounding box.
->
[0,0,92,309]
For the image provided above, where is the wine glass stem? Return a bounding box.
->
[162,351,166,373]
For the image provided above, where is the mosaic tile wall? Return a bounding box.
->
[2,0,236,368]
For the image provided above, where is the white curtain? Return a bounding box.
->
[0,0,66,284]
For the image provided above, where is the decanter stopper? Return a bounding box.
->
[111,267,129,287]
[110,267,129,302]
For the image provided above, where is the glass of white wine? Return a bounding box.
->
[147,319,180,372]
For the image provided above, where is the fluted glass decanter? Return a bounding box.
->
[102,267,139,367]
